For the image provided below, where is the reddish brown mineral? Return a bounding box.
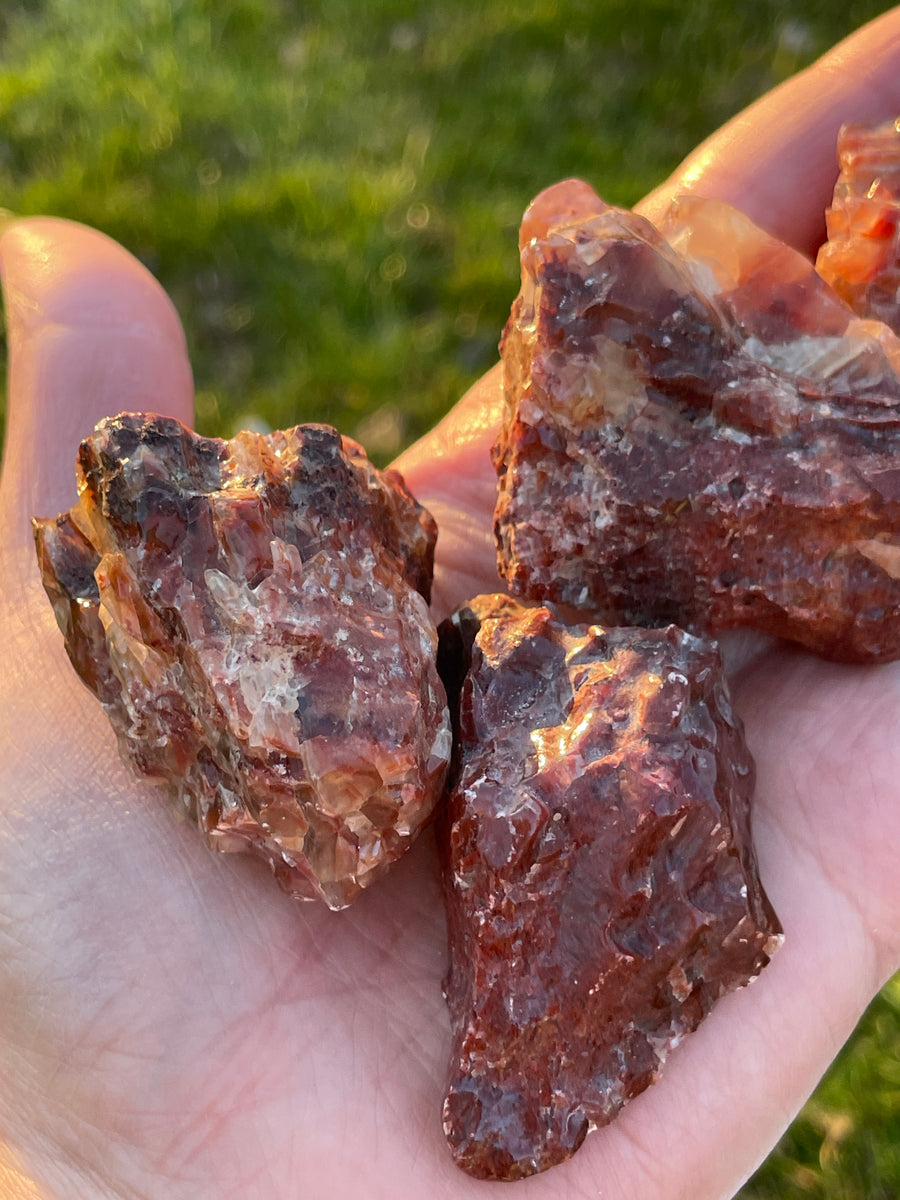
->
[438,594,781,1181]
[34,414,450,909]
[494,179,900,662]
[817,117,900,332]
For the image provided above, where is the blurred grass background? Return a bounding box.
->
[0,0,897,1195]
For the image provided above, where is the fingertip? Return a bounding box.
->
[0,217,187,345]
[0,217,194,539]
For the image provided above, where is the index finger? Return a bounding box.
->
[636,6,900,253]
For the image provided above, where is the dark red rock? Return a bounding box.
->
[494,180,900,662]
[34,414,451,909]
[438,594,781,1181]
[816,117,900,332]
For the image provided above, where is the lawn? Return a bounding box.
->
[0,1,897,1195]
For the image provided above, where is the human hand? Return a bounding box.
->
[3,10,900,1198]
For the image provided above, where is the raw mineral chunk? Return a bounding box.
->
[34,414,451,909]
[438,594,781,1181]
[494,179,900,662]
[816,117,900,332]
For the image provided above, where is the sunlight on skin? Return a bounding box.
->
[636,9,900,251]
[0,1156,46,1200]
[395,364,504,622]
[2,9,900,1200]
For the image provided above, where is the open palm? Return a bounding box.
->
[3,13,900,1199]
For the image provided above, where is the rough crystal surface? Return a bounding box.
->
[34,414,451,909]
[438,593,781,1181]
[494,179,900,662]
[817,117,900,331]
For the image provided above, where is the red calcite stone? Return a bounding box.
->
[438,594,781,1181]
[34,414,451,909]
[817,117,900,332]
[494,179,900,662]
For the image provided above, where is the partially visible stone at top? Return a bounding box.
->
[817,116,900,332]
[494,178,900,662]
[34,414,451,909]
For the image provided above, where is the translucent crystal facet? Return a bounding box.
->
[34,414,450,909]
[817,116,900,332]
[494,179,900,662]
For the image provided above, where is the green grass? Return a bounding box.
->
[0,2,897,1195]
[742,975,900,1200]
